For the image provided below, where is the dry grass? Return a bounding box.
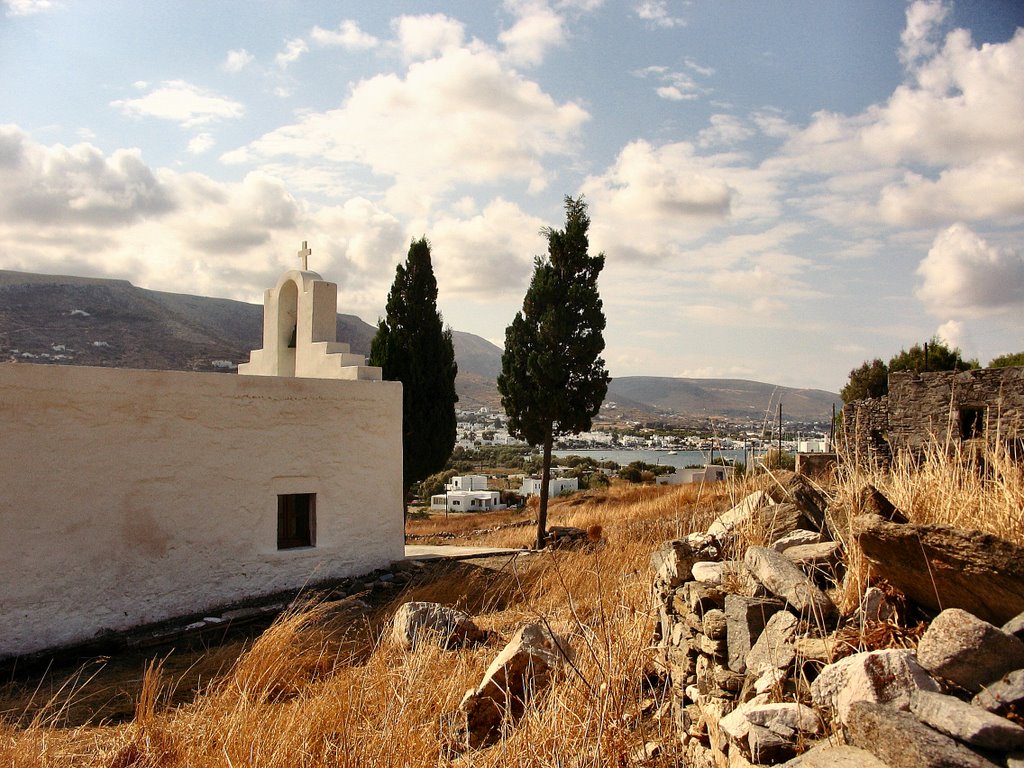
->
[1,481,735,768]
[5,450,1021,767]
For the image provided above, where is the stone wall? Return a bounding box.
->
[841,395,891,469]
[888,367,1024,454]
[0,362,404,659]
[842,366,1024,467]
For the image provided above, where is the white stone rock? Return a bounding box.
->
[707,491,774,539]
[810,648,940,726]
[770,529,825,553]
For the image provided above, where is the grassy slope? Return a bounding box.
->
[3,444,1022,767]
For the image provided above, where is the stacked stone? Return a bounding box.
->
[650,473,839,766]
[649,474,1024,767]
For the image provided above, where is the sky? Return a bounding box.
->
[1,0,1022,392]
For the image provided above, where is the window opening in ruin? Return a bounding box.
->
[960,407,986,441]
[278,493,316,549]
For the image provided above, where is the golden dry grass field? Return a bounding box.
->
[2,444,1021,768]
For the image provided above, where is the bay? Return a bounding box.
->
[552,448,748,469]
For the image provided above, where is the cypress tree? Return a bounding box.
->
[498,196,610,549]
[370,238,458,511]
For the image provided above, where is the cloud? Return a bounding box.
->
[111,80,244,128]
[634,64,710,101]
[311,20,379,51]
[223,46,588,212]
[0,126,408,315]
[499,0,567,66]
[391,14,465,62]
[0,125,175,226]
[3,0,57,16]
[223,49,254,73]
[634,0,685,28]
[275,37,308,68]
[935,319,969,352]
[698,114,754,148]
[187,133,215,155]
[427,198,544,295]
[900,0,950,68]
[580,140,781,262]
[916,223,1024,315]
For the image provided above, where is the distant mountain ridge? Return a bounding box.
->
[0,270,839,421]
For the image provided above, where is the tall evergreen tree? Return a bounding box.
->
[498,196,610,549]
[370,238,458,511]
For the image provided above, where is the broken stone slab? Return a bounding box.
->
[852,514,1024,625]
[856,483,910,523]
[745,701,823,737]
[676,581,726,616]
[391,601,487,650]
[771,529,825,553]
[725,594,784,674]
[707,490,774,540]
[692,559,746,586]
[745,609,799,677]
[810,648,940,726]
[779,742,890,767]
[911,689,1024,752]
[753,666,787,695]
[459,622,573,749]
[747,723,795,764]
[794,635,835,664]
[781,541,842,568]
[845,700,1001,768]
[718,692,772,745]
[758,502,819,542]
[973,669,1024,717]
[765,471,828,530]
[651,539,700,592]
[916,608,1024,693]
[1003,611,1024,641]
[743,546,836,620]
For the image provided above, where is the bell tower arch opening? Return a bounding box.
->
[276,278,299,377]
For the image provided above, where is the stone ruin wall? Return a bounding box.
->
[843,366,1024,467]
[841,395,891,470]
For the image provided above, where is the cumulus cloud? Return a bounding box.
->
[0,126,408,314]
[900,0,950,68]
[634,0,685,28]
[111,81,244,128]
[0,125,174,225]
[311,20,379,50]
[698,114,754,148]
[935,319,970,352]
[187,133,215,155]
[392,14,465,62]
[499,0,566,66]
[223,46,588,212]
[275,37,308,68]
[580,140,781,262]
[223,49,254,73]
[916,223,1024,315]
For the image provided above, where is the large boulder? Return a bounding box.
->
[459,622,573,749]
[391,601,487,650]
[852,514,1024,625]
[744,546,836,619]
[916,608,1024,693]
[911,690,1024,752]
[810,648,940,726]
[845,701,1001,768]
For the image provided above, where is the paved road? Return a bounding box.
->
[404,544,525,561]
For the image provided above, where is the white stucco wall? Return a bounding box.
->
[0,362,403,659]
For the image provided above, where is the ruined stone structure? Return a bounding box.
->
[843,367,1024,468]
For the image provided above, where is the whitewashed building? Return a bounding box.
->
[430,490,504,512]
[0,248,404,660]
[657,465,735,485]
[520,476,579,497]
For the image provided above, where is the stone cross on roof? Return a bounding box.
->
[298,241,311,271]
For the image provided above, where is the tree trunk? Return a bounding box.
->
[536,430,553,549]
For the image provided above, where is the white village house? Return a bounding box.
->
[430,475,504,513]
[657,465,736,485]
[0,245,404,660]
[520,476,579,497]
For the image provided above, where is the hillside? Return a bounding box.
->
[0,270,839,419]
